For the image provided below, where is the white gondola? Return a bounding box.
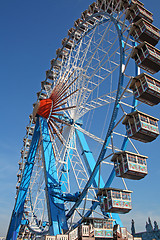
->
[130,18,160,46]
[122,110,159,143]
[23,138,31,148]
[74,18,88,32]
[129,73,160,106]
[41,80,52,90]
[50,59,62,71]
[26,126,35,136]
[18,162,23,171]
[97,188,132,214]
[81,10,96,25]
[78,218,114,239]
[111,151,148,180]
[68,27,81,41]
[36,91,47,100]
[131,42,160,74]
[46,70,57,80]
[68,27,75,37]
[88,2,102,19]
[62,37,74,50]
[125,3,153,24]
[21,150,28,159]
[56,48,68,59]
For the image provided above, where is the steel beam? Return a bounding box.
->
[66,12,125,221]
[40,117,68,235]
[6,118,41,240]
[75,129,122,226]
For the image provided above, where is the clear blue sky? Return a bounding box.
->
[0,0,160,237]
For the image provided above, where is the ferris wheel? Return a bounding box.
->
[6,0,160,239]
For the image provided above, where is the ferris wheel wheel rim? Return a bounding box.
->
[45,7,136,224]
[17,1,137,236]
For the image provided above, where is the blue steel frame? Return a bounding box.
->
[6,118,41,240]
[66,13,138,225]
[7,7,138,240]
[66,11,126,221]
[75,129,122,226]
[40,117,68,235]
[70,42,138,227]
[7,117,68,240]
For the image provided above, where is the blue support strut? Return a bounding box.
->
[75,129,103,190]
[75,129,122,226]
[40,117,68,235]
[6,118,41,240]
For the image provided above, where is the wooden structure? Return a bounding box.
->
[97,188,132,214]
[122,110,159,143]
[131,42,160,74]
[129,73,160,106]
[125,3,153,24]
[111,151,148,180]
[130,18,160,46]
